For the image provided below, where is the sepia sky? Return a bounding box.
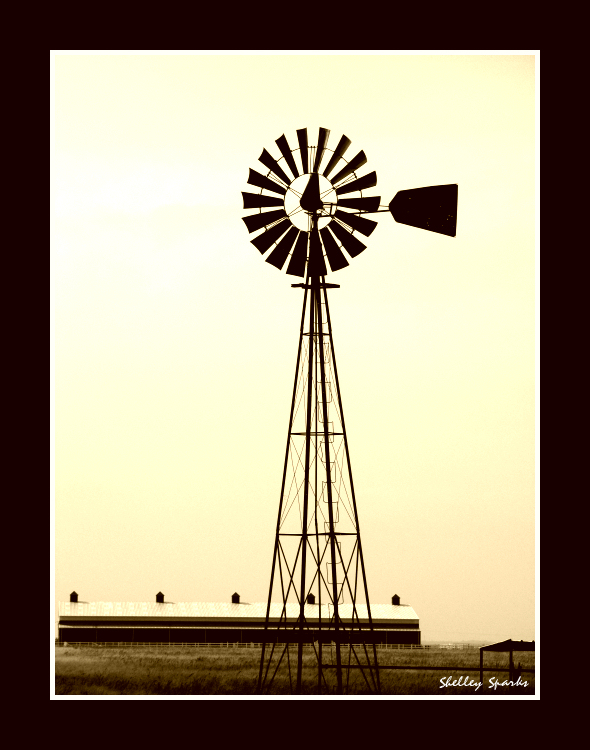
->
[52,52,537,643]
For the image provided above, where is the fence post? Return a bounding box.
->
[479,648,483,686]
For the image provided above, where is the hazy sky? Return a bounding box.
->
[52,52,536,643]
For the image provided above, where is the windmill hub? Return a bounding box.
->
[284,173,337,231]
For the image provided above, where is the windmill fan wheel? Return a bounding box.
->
[242,127,381,278]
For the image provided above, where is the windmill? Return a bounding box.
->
[242,127,457,694]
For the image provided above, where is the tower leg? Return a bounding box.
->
[257,283,310,693]
[315,281,343,693]
[295,278,316,692]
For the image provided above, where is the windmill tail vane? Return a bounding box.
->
[242,128,457,694]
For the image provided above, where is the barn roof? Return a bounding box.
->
[58,600,419,625]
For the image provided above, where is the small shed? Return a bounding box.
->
[479,639,535,683]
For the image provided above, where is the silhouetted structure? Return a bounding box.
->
[479,639,535,685]
[241,127,456,694]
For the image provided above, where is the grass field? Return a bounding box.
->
[55,645,535,696]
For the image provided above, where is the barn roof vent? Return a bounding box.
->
[392,594,400,606]
[306,593,316,604]
[156,592,164,603]
[232,592,240,604]
[70,591,78,603]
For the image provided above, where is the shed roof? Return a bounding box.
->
[480,639,535,652]
[58,600,418,625]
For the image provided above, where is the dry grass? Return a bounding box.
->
[55,645,535,696]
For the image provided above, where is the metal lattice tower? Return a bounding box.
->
[257,272,381,694]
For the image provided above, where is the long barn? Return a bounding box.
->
[58,592,420,645]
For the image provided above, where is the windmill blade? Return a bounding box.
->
[329,221,367,258]
[266,227,299,270]
[242,209,287,234]
[337,196,381,212]
[313,127,330,173]
[323,135,352,179]
[335,171,377,196]
[248,168,287,196]
[297,128,309,174]
[334,210,377,237]
[286,230,308,277]
[259,149,291,186]
[320,227,349,272]
[389,184,458,237]
[308,224,327,276]
[330,151,368,185]
[275,135,299,179]
[242,192,284,209]
[251,218,291,254]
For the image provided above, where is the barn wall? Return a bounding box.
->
[60,625,420,645]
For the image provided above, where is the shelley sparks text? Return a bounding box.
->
[440,675,529,691]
